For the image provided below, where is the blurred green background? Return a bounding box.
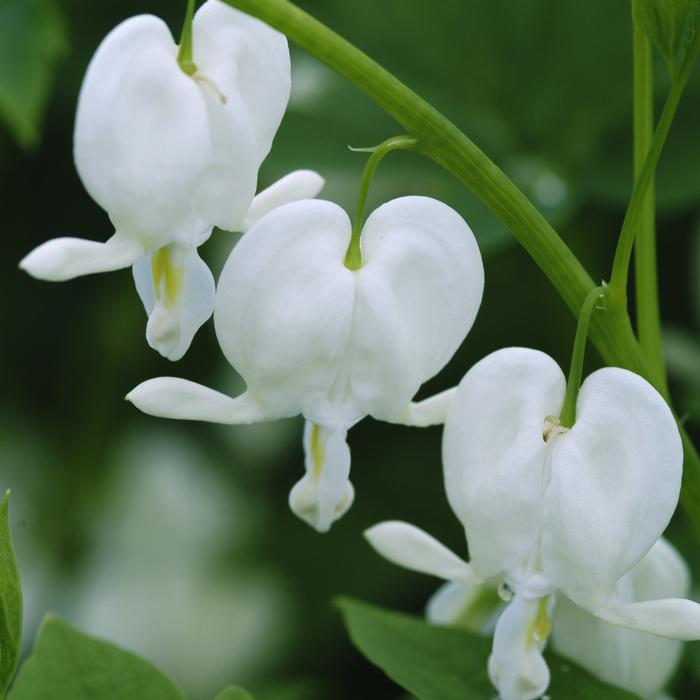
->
[2,0,700,698]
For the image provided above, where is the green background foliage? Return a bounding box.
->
[1,0,699,698]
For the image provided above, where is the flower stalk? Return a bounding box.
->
[344,135,418,270]
[177,0,198,75]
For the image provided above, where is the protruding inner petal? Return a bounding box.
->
[488,595,552,700]
[126,378,265,424]
[241,170,325,231]
[20,232,145,281]
[289,421,354,533]
[593,598,700,641]
[132,243,215,361]
[364,521,478,584]
[396,387,457,427]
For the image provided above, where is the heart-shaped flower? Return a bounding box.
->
[128,195,484,531]
[20,0,321,360]
[366,347,700,700]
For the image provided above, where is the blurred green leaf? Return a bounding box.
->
[633,0,697,63]
[8,616,185,700]
[213,689,254,700]
[0,491,22,696]
[337,597,641,700]
[0,0,68,149]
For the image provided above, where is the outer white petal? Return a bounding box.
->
[193,0,291,162]
[132,244,215,361]
[442,348,566,582]
[74,15,211,247]
[398,387,457,427]
[20,232,145,281]
[352,196,484,421]
[543,368,683,606]
[289,421,355,532]
[126,378,265,423]
[364,521,478,584]
[426,581,503,635]
[488,596,551,700]
[241,170,325,231]
[552,539,689,699]
[214,200,357,423]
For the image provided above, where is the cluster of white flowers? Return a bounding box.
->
[20,2,700,698]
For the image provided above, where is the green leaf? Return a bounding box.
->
[337,598,641,700]
[8,616,185,700]
[0,491,22,697]
[0,0,68,149]
[632,0,697,63]
[213,689,255,700]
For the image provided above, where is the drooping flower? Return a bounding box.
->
[366,347,700,700]
[20,0,322,360]
[426,537,690,700]
[127,195,484,531]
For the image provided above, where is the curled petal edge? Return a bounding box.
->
[241,170,325,231]
[395,387,457,427]
[126,378,265,424]
[20,233,145,281]
[593,598,700,641]
[365,521,478,584]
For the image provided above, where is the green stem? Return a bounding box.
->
[560,287,604,428]
[177,0,197,76]
[632,24,668,397]
[609,29,700,305]
[221,0,700,534]
[344,136,418,270]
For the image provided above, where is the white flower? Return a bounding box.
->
[19,0,322,360]
[365,347,700,700]
[426,538,689,700]
[127,195,484,531]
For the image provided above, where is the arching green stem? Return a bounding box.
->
[177,0,198,76]
[344,135,418,270]
[608,30,700,307]
[559,287,605,428]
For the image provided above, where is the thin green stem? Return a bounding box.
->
[221,0,700,534]
[609,29,700,304]
[344,136,418,270]
[632,24,669,397]
[560,287,605,428]
[177,0,197,76]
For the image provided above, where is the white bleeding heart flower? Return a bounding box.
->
[365,347,700,700]
[127,195,484,531]
[426,537,689,700]
[19,0,322,360]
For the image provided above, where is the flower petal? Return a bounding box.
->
[20,232,145,281]
[552,539,688,698]
[74,15,211,246]
[241,170,325,231]
[351,196,484,421]
[543,367,683,605]
[126,378,264,423]
[133,244,215,361]
[289,421,355,532]
[442,348,566,582]
[426,581,503,635]
[364,521,478,583]
[193,0,290,162]
[214,199,357,422]
[488,596,551,700]
[398,387,457,427]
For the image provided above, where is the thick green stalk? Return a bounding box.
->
[345,136,418,270]
[609,28,700,304]
[632,26,668,396]
[222,0,700,532]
